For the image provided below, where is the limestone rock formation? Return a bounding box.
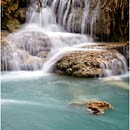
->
[1,0,28,32]
[79,42,129,64]
[56,48,128,77]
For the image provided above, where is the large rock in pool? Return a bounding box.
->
[56,49,128,77]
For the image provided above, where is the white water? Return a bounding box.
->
[99,53,128,77]
[81,0,90,34]
[1,99,42,105]
[4,0,128,77]
[52,0,100,34]
[90,0,100,36]
[6,0,93,71]
[1,71,45,82]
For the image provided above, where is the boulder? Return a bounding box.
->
[56,49,128,77]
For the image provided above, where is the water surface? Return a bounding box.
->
[1,71,129,130]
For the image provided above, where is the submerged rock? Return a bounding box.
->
[56,49,128,77]
[69,100,114,115]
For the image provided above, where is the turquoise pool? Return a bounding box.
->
[1,71,129,130]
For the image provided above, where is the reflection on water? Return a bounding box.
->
[1,71,129,130]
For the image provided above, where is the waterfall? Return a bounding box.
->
[26,0,62,32]
[62,0,72,28]
[81,0,90,34]
[4,0,128,77]
[90,0,100,36]
[99,53,128,77]
[56,0,68,25]
[1,44,21,71]
[53,0,100,34]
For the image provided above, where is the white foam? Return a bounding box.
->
[1,99,42,106]
[1,71,50,82]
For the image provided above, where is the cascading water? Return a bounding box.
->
[26,0,62,31]
[6,0,93,71]
[4,0,128,77]
[90,0,100,36]
[81,0,90,34]
[1,42,21,71]
[99,53,128,77]
[1,39,44,71]
[52,0,100,34]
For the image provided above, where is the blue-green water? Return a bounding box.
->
[1,71,129,130]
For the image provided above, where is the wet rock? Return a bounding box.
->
[69,100,114,115]
[14,8,27,23]
[21,55,45,71]
[79,42,129,65]
[37,51,49,58]
[1,0,29,31]
[56,49,127,77]
[6,19,21,32]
